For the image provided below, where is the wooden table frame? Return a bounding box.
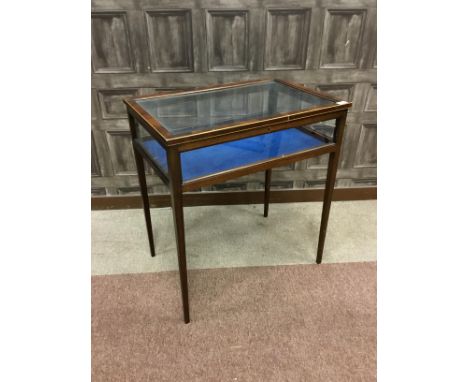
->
[124,79,351,323]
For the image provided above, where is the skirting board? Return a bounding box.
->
[91,187,376,210]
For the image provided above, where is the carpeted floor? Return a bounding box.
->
[92,262,376,381]
[92,201,377,275]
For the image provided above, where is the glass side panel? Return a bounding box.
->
[135,81,334,137]
[135,128,326,182]
[306,119,336,141]
[135,120,151,139]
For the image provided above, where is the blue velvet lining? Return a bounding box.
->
[136,128,325,182]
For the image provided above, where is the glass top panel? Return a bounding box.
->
[136,81,334,137]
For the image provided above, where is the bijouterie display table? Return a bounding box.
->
[124,79,351,323]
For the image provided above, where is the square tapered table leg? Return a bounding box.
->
[128,113,156,258]
[167,148,190,323]
[316,114,347,264]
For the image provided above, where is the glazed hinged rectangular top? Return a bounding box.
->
[124,79,351,147]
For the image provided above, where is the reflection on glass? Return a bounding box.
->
[135,121,151,139]
[136,81,334,136]
[307,119,336,141]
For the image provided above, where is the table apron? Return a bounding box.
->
[174,110,345,152]
[181,143,336,192]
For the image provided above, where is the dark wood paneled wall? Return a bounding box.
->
[91,0,377,197]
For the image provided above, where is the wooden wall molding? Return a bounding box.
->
[91,187,376,210]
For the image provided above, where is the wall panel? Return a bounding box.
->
[145,10,193,72]
[354,123,377,168]
[320,9,366,68]
[264,8,311,70]
[91,0,377,196]
[206,10,249,71]
[91,12,134,73]
[98,88,139,119]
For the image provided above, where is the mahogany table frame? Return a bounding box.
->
[124,79,352,323]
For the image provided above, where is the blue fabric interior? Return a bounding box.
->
[136,128,325,182]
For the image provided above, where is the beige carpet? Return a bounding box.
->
[92,201,377,275]
[92,262,376,381]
